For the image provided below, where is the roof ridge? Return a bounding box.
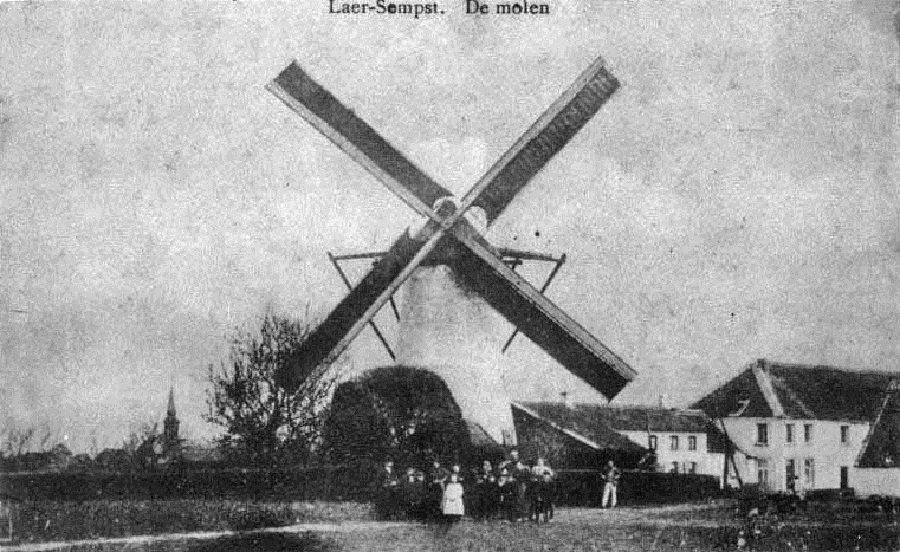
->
[763,361,900,377]
[523,401,705,413]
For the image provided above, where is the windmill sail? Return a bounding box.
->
[269,57,635,430]
[450,234,635,399]
[469,57,620,225]
[268,62,452,217]
[278,226,445,391]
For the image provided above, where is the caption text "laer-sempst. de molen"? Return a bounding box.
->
[327,0,550,18]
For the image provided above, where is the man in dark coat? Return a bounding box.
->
[513,460,531,521]
[377,460,400,519]
[497,468,517,521]
[472,461,493,520]
[401,467,424,520]
[532,472,555,523]
[426,459,449,521]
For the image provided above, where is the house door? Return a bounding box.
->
[840,466,849,489]
[785,459,796,493]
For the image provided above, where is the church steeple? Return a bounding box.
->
[162,386,180,456]
[167,387,177,417]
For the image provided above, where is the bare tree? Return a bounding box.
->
[206,309,346,466]
[2,424,34,456]
[0,422,59,456]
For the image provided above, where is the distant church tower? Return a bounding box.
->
[162,387,180,457]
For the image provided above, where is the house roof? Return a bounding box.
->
[515,402,729,453]
[521,402,713,433]
[512,402,645,453]
[692,359,900,423]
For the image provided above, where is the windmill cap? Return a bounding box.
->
[430,197,488,234]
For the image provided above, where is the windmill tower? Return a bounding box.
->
[327,236,568,447]
[266,55,637,449]
[394,209,516,445]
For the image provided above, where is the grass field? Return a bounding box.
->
[6,499,372,543]
[5,500,900,551]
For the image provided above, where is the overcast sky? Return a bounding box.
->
[1,0,898,453]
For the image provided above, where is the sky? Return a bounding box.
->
[1,0,898,454]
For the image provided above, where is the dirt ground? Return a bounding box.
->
[3,501,899,552]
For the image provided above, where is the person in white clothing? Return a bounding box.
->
[441,472,465,522]
[601,460,621,508]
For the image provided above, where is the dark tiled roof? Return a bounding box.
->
[768,363,896,422]
[512,402,644,452]
[521,402,714,433]
[857,382,900,468]
[690,368,772,419]
[692,359,900,423]
[520,402,730,454]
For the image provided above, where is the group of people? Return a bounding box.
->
[375,449,558,523]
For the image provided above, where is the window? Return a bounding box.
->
[684,461,697,474]
[671,462,680,473]
[757,423,769,446]
[840,425,850,445]
[687,436,698,451]
[648,435,658,450]
[803,424,812,443]
[670,436,680,450]
[803,458,815,488]
[785,423,794,444]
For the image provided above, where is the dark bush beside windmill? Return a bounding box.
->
[323,366,488,475]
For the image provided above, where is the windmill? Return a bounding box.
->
[266,55,636,446]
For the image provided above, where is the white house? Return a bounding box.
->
[610,408,727,482]
[692,359,900,497]
[516,402,728,485]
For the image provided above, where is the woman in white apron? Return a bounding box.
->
[441,473,465,523]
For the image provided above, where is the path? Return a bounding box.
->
[0,521,412,551]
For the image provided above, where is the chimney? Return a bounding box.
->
[561,391,574,409]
